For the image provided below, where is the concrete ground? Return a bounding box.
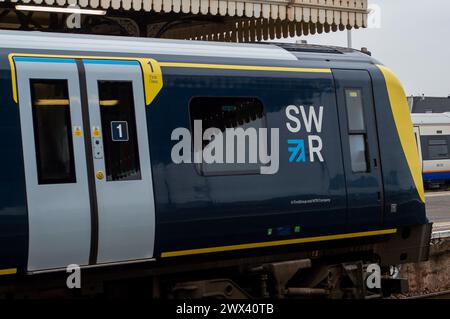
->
[425,192,450,227]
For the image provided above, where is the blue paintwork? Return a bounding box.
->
[0,51,28,272]
[423,171,450,182]
[83,59,139,65]
[148,69,349,253]
[13,57,76,63]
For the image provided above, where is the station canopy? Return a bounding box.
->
[0,0,368,41]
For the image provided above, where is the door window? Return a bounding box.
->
[349,135,368,172]
[98,81,141,181]
[30,79,76,184]
[345,89,369,173]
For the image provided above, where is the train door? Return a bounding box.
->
[82,60,155,264]
[15,57,91,271]
[15,57,155,271]
[333,69,384,228]
[413,126,423,171]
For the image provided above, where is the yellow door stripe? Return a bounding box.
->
[8,53,163,106]
[161,228,397,258]
[159,62,331,74]
[377,65,425,203]
[0,268,17,276]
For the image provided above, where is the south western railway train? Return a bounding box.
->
[0,30,431,298]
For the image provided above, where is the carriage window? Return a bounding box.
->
[30,79,76,184]
[98,81,141,181]
[345,89,369,173]
[428,139,449,160]
[345,89,365,131]
[189,97,266,176]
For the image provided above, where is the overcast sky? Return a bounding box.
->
[287,0,450,97]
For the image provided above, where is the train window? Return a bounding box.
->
[428,139,449,160]
[30,79,76,184]
[98,81,141,181]
[344,89,369,173]
[345,89,365,131]
[189,97,266,176]
[349,135,368,172]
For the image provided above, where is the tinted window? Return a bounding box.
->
[420,136,450,160]
[345,89,365,131]
[428,139,449,160]
[344,89,369,173]
[189,97,265,176]
[30,80,76,184]
[98,81,141,181]
[349,135,368,172]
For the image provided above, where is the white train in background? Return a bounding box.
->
[412,113,450,188]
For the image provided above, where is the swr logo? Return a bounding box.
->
[285,105,324,163]
[288,139,306,162]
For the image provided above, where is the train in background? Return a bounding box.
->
[412,113,450,188]
[0,30,432,299]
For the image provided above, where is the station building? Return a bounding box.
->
[0,0,368,41]
[409,96,450,114]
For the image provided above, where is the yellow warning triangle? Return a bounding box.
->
[93,127,101,137]
[74,127,82,137]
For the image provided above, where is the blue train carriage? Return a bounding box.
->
[0,31,432,298]
[412,113,450,188]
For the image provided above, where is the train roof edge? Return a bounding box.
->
[411,113,450,125]
[0,30,378,65]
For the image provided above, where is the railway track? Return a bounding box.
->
[432,222,450,236]
[394,228,450,300]
[405,289,450,299]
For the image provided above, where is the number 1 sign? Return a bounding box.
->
[111,121,129,142]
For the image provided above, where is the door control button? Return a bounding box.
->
[93,137,104,159]
[96,171,105,180]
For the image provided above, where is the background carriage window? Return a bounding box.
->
[30,79,76,184]
[189,97,266,176]
[98,81,141,181]
[345,89,369,173]
[427,138,449,160]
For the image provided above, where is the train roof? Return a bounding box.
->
[411,113,450,125]
[0,30,377,65]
